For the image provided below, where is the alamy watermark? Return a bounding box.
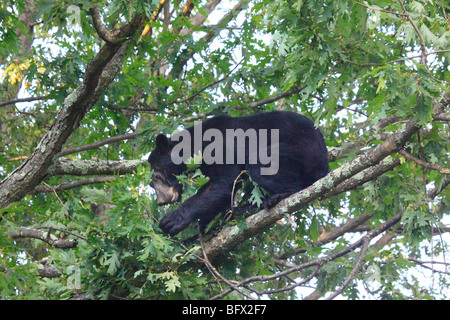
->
[67,265,81,290]
[169,121,280,175]
[66,5,81,27]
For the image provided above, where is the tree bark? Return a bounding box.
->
[203,119,420,260]
[47,158,144,177]
[0,15,143,210]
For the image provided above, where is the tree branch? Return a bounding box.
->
[105,104,158,113]
[176,0,249,76]
[344,49,450,67]
[212,209,405,299]
[181,86,303,122]
[275,214,372,262]
[408,258,450,275]
[199,225,255,300]
[398,0,427,65]
[168,55,246,105]
[323,156,402,199]
[37,259,62,278]
[203,119,420,260]
[355,1,408,17]
[325,238,370,300]
[90,5,144,43]
[140,0,169,38]
[433,113,450,121]
[6,227,78,249]
[90,4,118,43]
[47,158,144,177]
[30,176,117,195]
[179,0,222,37]
[61,132,140,156]
[247,87,303,109]
[0,95,48,108]
[5,132,141,163]
[0,14,143,210]
[399,149,450,174]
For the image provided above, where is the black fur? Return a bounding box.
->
[148,111,329,236]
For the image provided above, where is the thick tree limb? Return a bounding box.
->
[433,113,450,121]
[323,156,401,199]
[0,15,143,210]
[90,5,144,44]
[203,119,420,260]
[90,5,119,43]
[211,209,404,299]
[47,158,144,177]
[37,259,62,278]
[6,227,78,249]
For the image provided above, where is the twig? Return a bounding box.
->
[344,50,450,67]
[143,206,160,225]
[181,86,304,122]
[0,95,48,108]
[9,131,141,162]
[41,182,74,222]
[198,224,255,300]
[7,156,29,162]
[229,170,249,217]
[245,266,320,296]
[432,0,448,23]
[61,132,140,156]
[398,0,427,65]
[212,210,404,300]
[183,113,210,122]
[105,104,159,113]
[36,226,88,241]
[168,55,246,106]
[247,86,303,109]
[408,258,450,275]
[399,149,450,174]
[30,176,116,195]
[165,0,250,81]
[355,2,408,17]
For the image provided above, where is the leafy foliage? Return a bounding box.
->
[0,0,449,300]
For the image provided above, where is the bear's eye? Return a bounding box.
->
[153,172,164,181]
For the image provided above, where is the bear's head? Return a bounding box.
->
[147,134,184,205]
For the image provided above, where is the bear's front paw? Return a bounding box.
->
[159,209,193,236]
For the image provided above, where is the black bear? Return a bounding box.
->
[148,111,329,236]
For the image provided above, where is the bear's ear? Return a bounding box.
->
[155,134,170,153]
